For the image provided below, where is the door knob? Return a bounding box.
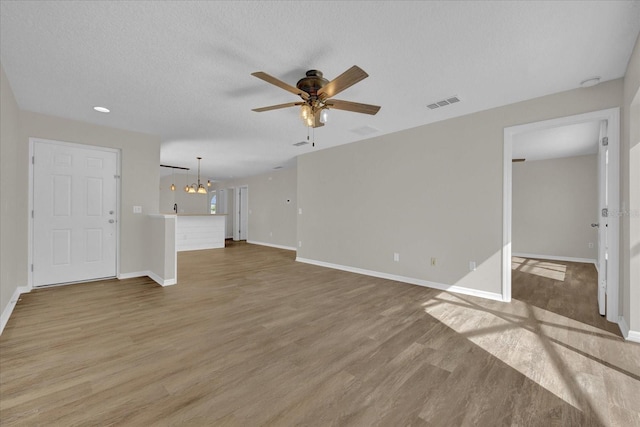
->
[109,219,115,224]
[591,223,599,228]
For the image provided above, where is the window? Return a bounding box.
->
[210,194,216,214]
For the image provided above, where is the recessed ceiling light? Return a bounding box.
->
[93,106,110,113]
[580,77,600,88]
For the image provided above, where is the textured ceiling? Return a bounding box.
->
[1,1,639,181]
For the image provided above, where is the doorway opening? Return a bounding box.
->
[503,108,620,324]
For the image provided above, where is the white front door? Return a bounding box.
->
[32,140,118,286]
[596,120,609,315]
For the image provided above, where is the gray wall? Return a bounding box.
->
[1,64,21,317]
[622,31,640,334]
[214,167,297,249]
[159,172,211,214]
[298,79,623,297]
[512,155,598,261]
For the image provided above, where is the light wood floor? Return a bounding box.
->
[1,243,639,426]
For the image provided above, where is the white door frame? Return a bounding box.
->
[28,138,121,289]
[225,187,234,239]
[234,185,248,241]
[503,108,620,322]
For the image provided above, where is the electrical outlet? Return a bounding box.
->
[298,241,302,248]
[133,206,142,214]
[394,253,400,262]
[588,242,594,248]
[469,261,477,271]
[431,257,437,266]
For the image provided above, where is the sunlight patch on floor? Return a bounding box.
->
[512,257,567,281]
[422,291,624,421]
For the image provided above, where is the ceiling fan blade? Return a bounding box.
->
[251,72,309,100]
[325,99,381,115]
[318,66,368,99]
[252,102,303,112]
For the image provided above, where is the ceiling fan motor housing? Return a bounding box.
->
[296,70,329,97]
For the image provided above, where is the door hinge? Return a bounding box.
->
[31,264,34,272]
[602,137,609,146]
[32,156,35,164]
[31,210,34,218]
[602,208,609,218]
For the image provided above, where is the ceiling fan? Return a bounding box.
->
[251,65,381,128]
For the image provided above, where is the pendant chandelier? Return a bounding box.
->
[184,157,208,194]
[161,164,190,191]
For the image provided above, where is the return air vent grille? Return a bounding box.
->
[293,141,309,147]
[427,96,461,110]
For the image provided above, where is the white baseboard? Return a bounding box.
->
[628,330,640,343]
[295,257,504,302]
[512,252,597,265]
[618,316,640,343]
[117,271,148,280]
[119,271,175,287]
[1,285,30,336]
[619,316,629,337]
[148,271,176,287]
[247,240,296,251]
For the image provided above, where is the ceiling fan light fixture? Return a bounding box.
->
[300,104,311,120]
[303,113,314,127]
[320,108,329,124]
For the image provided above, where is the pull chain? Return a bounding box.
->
[306,125,316,147]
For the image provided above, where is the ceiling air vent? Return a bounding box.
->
[427,95,460,110]
[293,141,309,147]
